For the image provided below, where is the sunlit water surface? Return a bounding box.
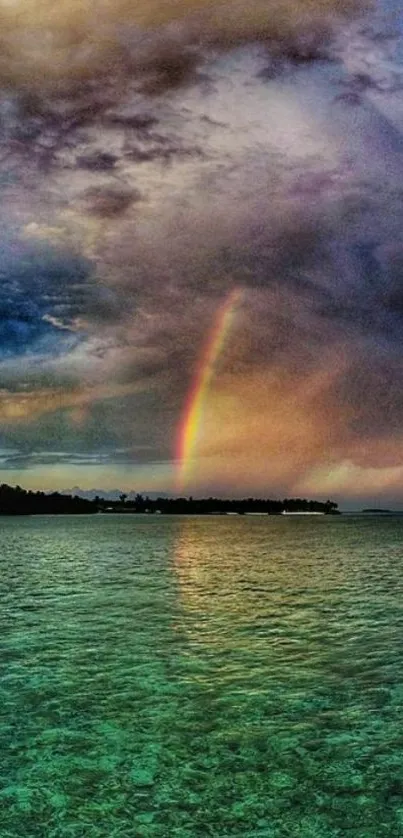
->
[1,514,403,837]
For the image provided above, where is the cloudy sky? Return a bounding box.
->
[1,0,403,506]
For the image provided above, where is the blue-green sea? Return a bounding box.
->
[1,513,403,837]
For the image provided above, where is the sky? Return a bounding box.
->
[1,0,403,506]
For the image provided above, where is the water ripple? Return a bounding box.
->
[1,514,403,836]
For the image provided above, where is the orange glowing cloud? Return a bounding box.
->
[0,0,367,90]
[175,353,351,495]
[0,382,141,426]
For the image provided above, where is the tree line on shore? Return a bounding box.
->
[0,483,339,515]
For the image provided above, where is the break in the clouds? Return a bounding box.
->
[2,0,403,505]
[0,238,92,357]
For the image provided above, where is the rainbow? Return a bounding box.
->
[176,287,243,493]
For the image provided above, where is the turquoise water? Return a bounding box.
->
[1,514,403,837]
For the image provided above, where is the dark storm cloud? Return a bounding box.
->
[307,237,403,344]
[78,186,141,218]
[100,184,403,362]
[0,240,93,357]
[0,0,370,172]
[3,0,403,501]
[374,241,403,312]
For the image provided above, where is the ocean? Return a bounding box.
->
[1,513,403,837]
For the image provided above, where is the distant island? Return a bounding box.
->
[0,483,340,516]
[361,508,393,514]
